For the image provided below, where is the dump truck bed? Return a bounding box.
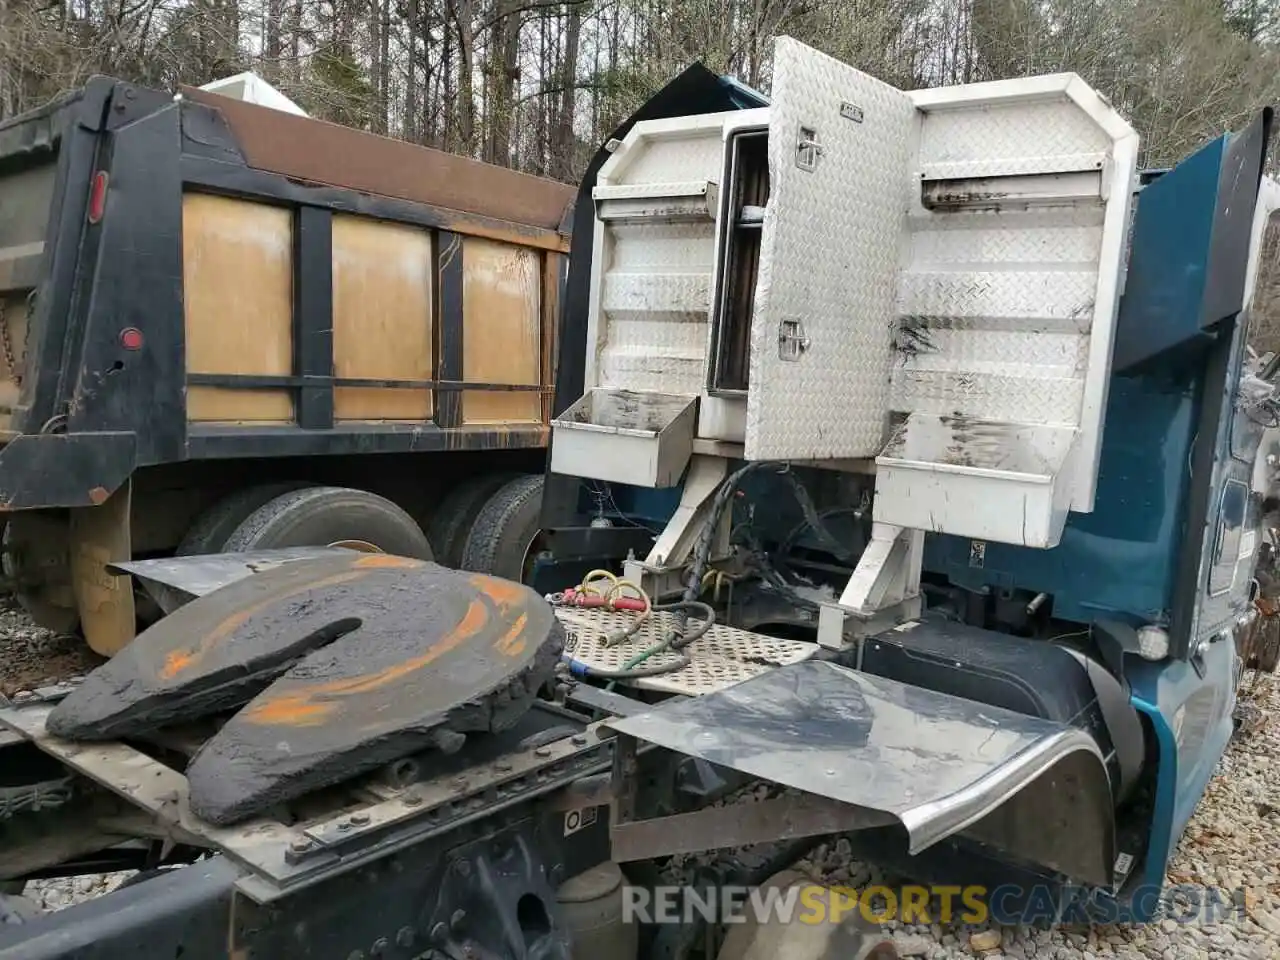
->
[0,77,573,512]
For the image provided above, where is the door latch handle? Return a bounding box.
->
[778,318,810,361]
[796,126,822,172]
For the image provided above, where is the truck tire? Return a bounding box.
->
[221,486,433,559]
[140,482,320,618]
[176,482,315,555]
[458,474,544,582]
[425,473,518,568]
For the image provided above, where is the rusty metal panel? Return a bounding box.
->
[183,88,575,236]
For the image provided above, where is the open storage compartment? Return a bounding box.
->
[551,388,697,488]
[874,415,1080,548]
[708,125,770,396]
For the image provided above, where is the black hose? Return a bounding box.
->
[575,600,716,680]
[778,505,865,560]
[575,463,841,681]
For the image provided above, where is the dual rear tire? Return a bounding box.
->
[174,474,545,582]
[9,472,548,633]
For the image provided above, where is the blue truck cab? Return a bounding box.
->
[536,37,1280,921]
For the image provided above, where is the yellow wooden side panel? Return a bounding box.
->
[183,193,294,422]
[541,252,562,424]
[462,237,541,424]
[332,215,434,422]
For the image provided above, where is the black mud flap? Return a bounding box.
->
[48,553,564,825]
[606,660,1118,888]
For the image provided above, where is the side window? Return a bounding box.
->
[1209,479,1248,596]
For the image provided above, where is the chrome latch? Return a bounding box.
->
[796,126,822,172]
[778,318,810,361]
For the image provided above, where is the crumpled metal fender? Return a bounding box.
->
[606,659,1117,888]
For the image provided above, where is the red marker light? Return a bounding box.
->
[119,327,144,351]
[88,171,109,224]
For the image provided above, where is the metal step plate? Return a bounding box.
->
[553,607,817,695]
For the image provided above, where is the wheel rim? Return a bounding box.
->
[327,539,384,554]
[520,530,546,585]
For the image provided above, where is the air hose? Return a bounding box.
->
[557,462,843,683]
[560,599,716,681]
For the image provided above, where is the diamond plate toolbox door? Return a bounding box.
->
[744,37,915,461]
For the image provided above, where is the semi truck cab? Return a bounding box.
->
[539,35,1280,915]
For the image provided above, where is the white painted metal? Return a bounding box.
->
[835,523,924,614]
[549,388,696,488]
[1245,176,1280,311]
[885,73,1140,535]
[198,72,308,116]
[554,607,816,695]
[880,73,1141,547]
[816,525,924,648]
[743,38,916,461]
[562,35,1141,560]
[583,114,733,404]
[577,110,764,445]
[637,455,728,568]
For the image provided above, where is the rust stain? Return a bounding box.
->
[158,567,368,680]
[352,554,423,570]
[494,612,528,658]
[88,487,110,505]
[182,87,574,238]
[438,215,570,254]
[241,597,491,728]
[240,692,335,727]
[469,573,526,608]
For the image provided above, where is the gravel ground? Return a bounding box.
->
[25,872,136,911]
[3,599,1279,960]
[788,673,1280,960]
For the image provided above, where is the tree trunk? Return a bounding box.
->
[553,1,581,180]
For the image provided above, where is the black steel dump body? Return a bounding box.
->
[0,78,574,511]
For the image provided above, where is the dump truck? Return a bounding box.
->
[0,36,1275,960]
[0,72,573,656]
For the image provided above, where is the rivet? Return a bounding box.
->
[534,747,551,758]
[396,926,416,947]
[351,812,371,826]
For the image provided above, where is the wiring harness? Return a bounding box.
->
[550,461,856,685]
[549,568,715,682]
